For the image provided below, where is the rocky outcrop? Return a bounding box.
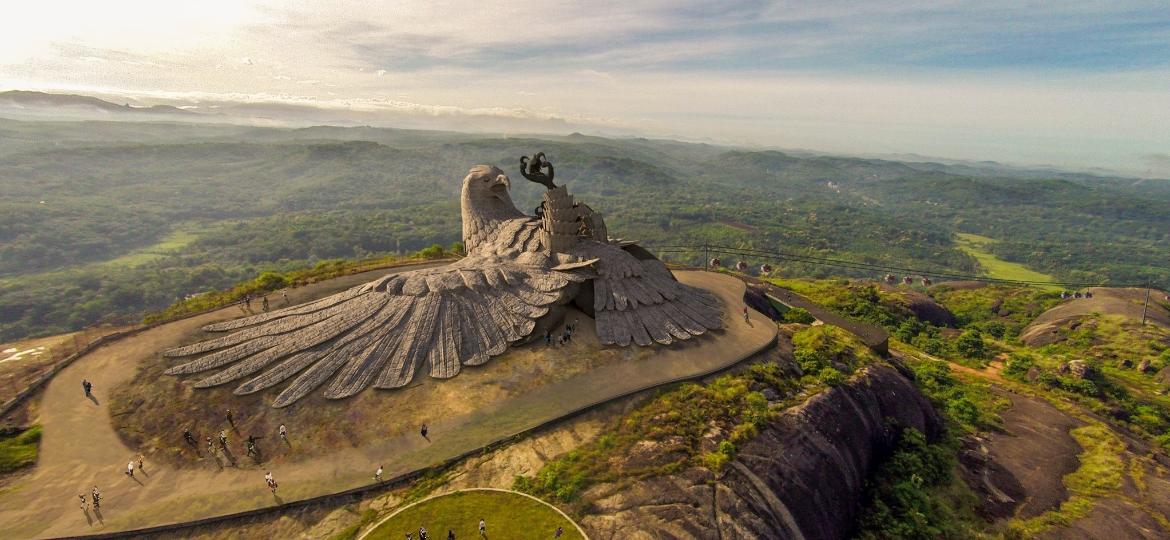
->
[1060,360,1094,379]
[902,290,957,327]
[579,364,942,539]
[1020,287,1170,347]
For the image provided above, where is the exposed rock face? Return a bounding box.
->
[1020,287,1170,347]
[580,364,942,539]
[902,290,958,327]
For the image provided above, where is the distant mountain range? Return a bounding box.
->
[1,90,1163,181]
[0,90,195,117]
[0,90,620,137]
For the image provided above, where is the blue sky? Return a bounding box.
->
[1,1,1168,175]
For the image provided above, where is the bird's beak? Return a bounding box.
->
[491,174,511,199]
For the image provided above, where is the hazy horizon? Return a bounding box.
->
[2,1,1168,177]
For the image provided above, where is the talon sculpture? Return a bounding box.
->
[520,152,556,189]
[164,158,723,407]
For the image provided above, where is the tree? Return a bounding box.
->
[955,329,986,360]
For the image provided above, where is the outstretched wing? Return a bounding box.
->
[574,242,724,347]
[163,253,582,407]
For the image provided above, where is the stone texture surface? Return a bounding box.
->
[166,165,723,407]
[579,364,942,540]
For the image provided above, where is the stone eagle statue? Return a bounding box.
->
[164,160,723,407]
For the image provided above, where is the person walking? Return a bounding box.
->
[219,430,229,448]
[555,526,564,538]
[225,408,234,426]
[420,423,428,440]
[375,465,383,482]
[82,379,91,397]
[743,305,749,323]
[78,493,87,511]
[419,526,428,540]
[448,530,456,540]
[183,428,196,446]
[265,471,277,493]
[91,486,101,510]
[282,291,289,305]
[137,454,145,472]
[478,517,486,536]
[279,423,288,443]
[126,459,135,478]
[262,296,270,312]
[246,436,258,457]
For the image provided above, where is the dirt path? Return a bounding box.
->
[0,268,773,539]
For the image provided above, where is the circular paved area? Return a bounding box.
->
[0,267,773,538]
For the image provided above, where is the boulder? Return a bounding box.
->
[1067,360,1093,379]
[1026,367,1041,382]
[1138,359,1153,373]
[579,364,942,540]
[902,291,958,327]
[1156,367,1170,386]
[1118,358,1134,369]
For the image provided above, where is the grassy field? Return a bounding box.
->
[955,233,1058,288]
[363,490,581,540]
[97,225,206,269]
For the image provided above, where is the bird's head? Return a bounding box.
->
[461,165,518,212]
[460,165,525,250]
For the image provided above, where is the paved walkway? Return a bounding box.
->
[0,269,773,539]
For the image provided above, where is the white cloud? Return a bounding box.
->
[0,1,1167,174]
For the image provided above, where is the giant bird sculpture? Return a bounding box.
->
[164,159,723,407]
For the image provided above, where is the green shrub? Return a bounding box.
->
[856,428,962,539]
[782,307,816,324]
[817,366,845,386]
[980,320,1007,339]
[954,329,986,360]
[418,243,445,259]
[1037,374,1100,397]
[910,328,950,357]
[946,397,981,427]
[253,271,289,291]
[0,425,42,474]
[1003,353,1036,379]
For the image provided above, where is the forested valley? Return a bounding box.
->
[1,118,1167,342]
